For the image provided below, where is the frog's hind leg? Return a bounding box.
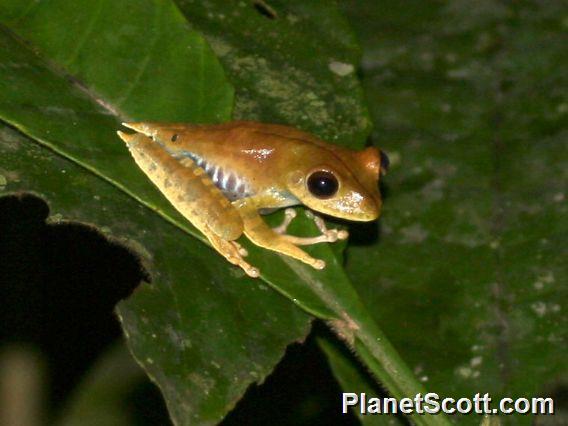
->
[206,231,259,277]
[273,209,348,246]
[117,130,258,277]
[238,203,326,270]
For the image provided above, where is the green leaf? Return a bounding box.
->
[0,2,311,424]
[175,0,372,146]
[0,0,232,123]
[340,1,566,424]
[0,1,456,425]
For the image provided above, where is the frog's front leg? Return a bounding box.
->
[236,202,326,270]
[272,208,298,234]
[273,209,349,246]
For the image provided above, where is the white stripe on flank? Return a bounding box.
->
[175,151,252,200]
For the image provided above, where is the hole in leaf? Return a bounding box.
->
[0,194,152,415]
[221,324,360,425]
[253,0,277,19]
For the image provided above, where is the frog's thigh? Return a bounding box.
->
[121,132,243,241]
[174,163,245,241]
[239,206,325,270]
[121,132,259,276]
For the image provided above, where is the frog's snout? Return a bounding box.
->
[362,196,382,221]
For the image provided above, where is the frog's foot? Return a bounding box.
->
[240,206,326,270]
[273,208,297,234]
[207,233,259,278]
[232,240,249,257]
[280,210,349,246]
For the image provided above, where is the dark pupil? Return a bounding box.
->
[379,150,390,174]
[307,171,338,198]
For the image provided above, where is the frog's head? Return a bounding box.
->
[285,146,389,222]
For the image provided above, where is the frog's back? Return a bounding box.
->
[169,121,344,151]
[126,122,305,202]
[121,121,380,207]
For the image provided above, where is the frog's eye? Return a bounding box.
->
[379,150,390,175]
[307,170,339,199]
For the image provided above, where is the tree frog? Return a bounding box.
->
[117,121,388,278]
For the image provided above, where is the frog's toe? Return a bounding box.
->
[324,229,349,242]
[312,259,326,270]
[304,211,348,242]
[232,241,248,257]
[245,266,260,278]
[322,232,337,243]
[226,254,258,278]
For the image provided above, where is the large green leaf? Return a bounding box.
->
[0,1,405,425]
[0,1,313,424]
[333,1,566,424]
[1,1,458,425]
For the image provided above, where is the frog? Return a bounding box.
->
[117,121,389,278]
